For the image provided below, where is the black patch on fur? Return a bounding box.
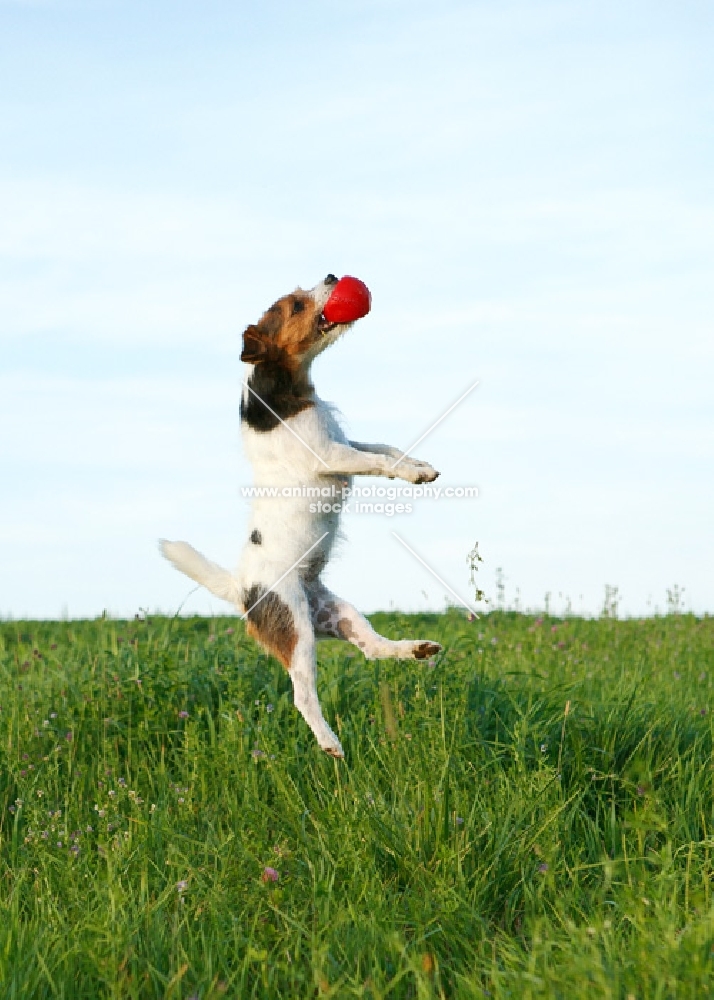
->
[303,550,327,582]
[242,584,297,667]
[250,529,262,545]
[241,364,314,432]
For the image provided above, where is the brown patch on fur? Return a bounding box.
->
[336,618,356,640]
[413,641,442,660]
[241,291,324,371]
[242,584,297,668]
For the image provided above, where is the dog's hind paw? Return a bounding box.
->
[412,641,442,660]
[322,742,345,759]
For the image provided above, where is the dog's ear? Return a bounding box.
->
[241,325,271,363]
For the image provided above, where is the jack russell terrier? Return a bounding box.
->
[161,274,442,757]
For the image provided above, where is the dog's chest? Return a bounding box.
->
[242,396,347,484]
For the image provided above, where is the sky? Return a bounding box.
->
[1,0,713,619]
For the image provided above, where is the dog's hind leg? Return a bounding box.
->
[306,582,442,661]
[242,579,343,758]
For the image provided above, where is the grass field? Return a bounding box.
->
[1,609,713,998]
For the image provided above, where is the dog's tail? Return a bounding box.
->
[159,539,243,606]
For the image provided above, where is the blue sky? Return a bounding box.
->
[1,0,713,618]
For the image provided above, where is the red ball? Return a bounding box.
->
[323,276,372,324]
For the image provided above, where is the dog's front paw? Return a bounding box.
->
[399,461,439,484]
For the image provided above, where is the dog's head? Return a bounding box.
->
[240,275,357,370]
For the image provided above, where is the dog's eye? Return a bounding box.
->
[291,299,306,315]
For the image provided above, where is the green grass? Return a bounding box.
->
[1,609,714,998]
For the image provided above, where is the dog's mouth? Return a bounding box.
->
[317,313,339,336]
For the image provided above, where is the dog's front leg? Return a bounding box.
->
[322,442,439,483]
[348,441,405,460]
[349,440,439,480]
